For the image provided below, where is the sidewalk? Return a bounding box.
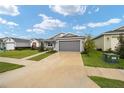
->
[0,51,48,66]
[0,57,37,66]
[85,66,124,81]
[21,51,48,60]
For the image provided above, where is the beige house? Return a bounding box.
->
[93,26,124,51]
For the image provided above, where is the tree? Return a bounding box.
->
[84,35,95,56]
[116,34,124,59]
[38,41,44,52]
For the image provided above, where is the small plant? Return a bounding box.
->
[84,35,95,56]
[106,48,113,53]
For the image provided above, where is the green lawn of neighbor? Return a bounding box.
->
[89,76,124,88]
[81,50,124,69]
[0,62,24,73]
[29,51,56,61]
[0,49,39,59]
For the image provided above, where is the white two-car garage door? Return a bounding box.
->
[59,41,80,52]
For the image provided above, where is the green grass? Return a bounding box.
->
[29,51,56,61]
[89,76,124,88]
[81,50,124,69]
[0,49,39,59]
[0,62,24,73]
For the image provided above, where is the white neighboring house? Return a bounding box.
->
[44,33,85,52]
[93,26,124,51]
[0,39,5,50]
[0,37,30,50]
[30,39,43,48]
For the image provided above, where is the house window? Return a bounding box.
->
[48,42,52,46]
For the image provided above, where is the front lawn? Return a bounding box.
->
[0,49,39,59]
[29,51,56,61]
[89,76,124,88]
[81,50,124,69]
[0,62,24,73]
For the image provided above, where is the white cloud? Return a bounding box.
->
[73,25,86,30]
[50,5,87,16]
[0,5,20,16]
[0,17,18,27]
[27,14,66,33]
[88,18,121,28]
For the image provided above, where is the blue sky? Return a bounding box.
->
[0,5,124,39]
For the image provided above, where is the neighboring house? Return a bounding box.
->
[44,33,85,52]
[1,37,30,50]
[0,39,4,50]
[30,39,43,48]
[93,26,124,51]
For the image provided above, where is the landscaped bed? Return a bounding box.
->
[0,62,24,73]
[81,50,124,69]
[29,51,56,61]
[0,49,39,59]
[89,76,124,88]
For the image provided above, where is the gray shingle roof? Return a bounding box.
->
[48,33,84,40]
[93,26,124,40]
[48,33,66,40]
[105,26,124,33]
[31,38,43,42]
[12,38,30,43]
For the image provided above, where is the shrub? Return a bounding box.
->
[84,35,95,56]
[116,34,124,59]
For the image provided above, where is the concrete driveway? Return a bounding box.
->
[0,52,99,88]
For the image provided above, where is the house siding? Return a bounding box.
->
[94,34,123,51]
[94,36,104,51]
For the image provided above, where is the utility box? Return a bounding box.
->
[103,53,119,63]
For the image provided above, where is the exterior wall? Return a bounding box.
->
[5,43,15,50]
[54,40,59,51]
[94,36,104,51]
[94,34,123,51]
[104,35,111,51]
[30,40,40,48]
[80,39,84,52]
[104,35,120,51]
[3,38,15,50]
[0,42,4,49]
[15,42,30,48]
[111,35,119,50]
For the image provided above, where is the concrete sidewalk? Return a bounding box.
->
[21,51,48,60]
[85,66,124,81]
[0,52,99,88]
[0,57,37,66]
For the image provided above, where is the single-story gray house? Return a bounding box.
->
[0,37,30,50]
[93,26,124,51]
[43,33,85,52]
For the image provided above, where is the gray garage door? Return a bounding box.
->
[59,41,80,52]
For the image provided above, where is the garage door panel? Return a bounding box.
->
[59,41,80,52]
[6,43,15,50]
